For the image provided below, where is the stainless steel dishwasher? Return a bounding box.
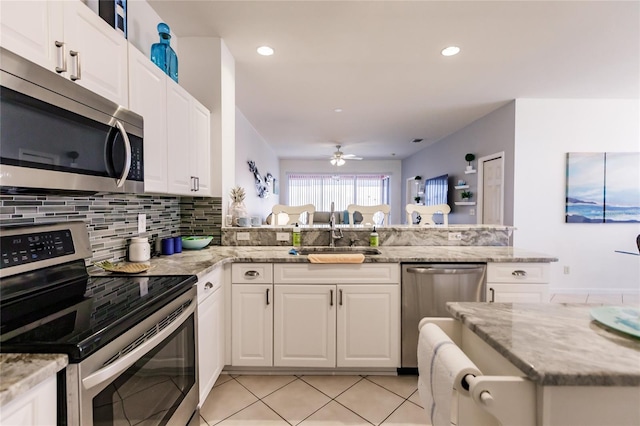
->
[400,263,486,370]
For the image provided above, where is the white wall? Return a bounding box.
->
[279,159,403,224]
[514,99,640,294]
[236,109,280,222]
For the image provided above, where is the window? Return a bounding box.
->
[287,174,390,211]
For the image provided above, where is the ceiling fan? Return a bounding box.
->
[330,145,363,166]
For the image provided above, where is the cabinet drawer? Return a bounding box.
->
[232,263,273,284]
[274,263,399,284]
[487,263,549,283]
[197,265,222,304]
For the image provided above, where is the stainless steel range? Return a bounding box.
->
[0,221,198,425]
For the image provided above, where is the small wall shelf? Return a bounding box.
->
[454,185,469,189]
[455,201,476,206]
[464,169,477,174]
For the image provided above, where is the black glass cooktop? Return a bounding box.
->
[0,273,196,362]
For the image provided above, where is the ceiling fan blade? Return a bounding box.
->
[342,154,363,160]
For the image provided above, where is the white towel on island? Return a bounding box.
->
[417,322,481,426]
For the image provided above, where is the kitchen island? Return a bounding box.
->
[444,302,640,425]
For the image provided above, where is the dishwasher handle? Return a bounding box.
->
[405,266,485,275]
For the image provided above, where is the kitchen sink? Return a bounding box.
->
[298,247,382,255]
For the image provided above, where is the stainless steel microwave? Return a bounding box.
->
[0,47,144,195]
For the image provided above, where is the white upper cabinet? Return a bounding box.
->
[128,46,168,193]
[0,0,128,107]
[0,1,62,71]
[128,46,211,196]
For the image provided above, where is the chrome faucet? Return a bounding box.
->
[329,202,343,247]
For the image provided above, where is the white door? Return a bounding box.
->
[231,284,273,366]
[274,284,336,368]
[128,47,168,193]
[337,285,400,368]
[478,154,504,225]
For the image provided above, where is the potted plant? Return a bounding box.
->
[414,196,422,204]
[465,153,475,171]
[461,190,473,201]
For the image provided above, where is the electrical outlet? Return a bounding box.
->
[236,232,250,241]
[564,266,570,275]
[448,232,462,241]
[137,213,146,234]
[469,208,475,216]
[276,232,290,242]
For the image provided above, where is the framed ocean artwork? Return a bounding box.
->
[566,152,640,223]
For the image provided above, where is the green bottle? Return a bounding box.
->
[292,223,301,247]
[369,226,379,247]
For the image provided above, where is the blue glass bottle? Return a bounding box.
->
[150,23,178,83]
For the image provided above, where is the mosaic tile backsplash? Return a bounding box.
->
[0,194,222,264]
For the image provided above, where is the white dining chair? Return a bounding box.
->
[346,204,391,226]
[405,204,451,225]
[271,204,316,225]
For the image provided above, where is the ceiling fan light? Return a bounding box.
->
[330,158,345,166]
[337,158,345,166]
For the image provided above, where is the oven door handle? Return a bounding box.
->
[81,300,195,391]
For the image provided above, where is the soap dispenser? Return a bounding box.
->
[369,226,379,247]
[292,223,301,247]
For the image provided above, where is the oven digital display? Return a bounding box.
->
[0,229,75,268]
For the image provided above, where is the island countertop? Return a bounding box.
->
[89,245,558,279]
[447,302,640,386]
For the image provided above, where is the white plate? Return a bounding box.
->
[590,306,640,338]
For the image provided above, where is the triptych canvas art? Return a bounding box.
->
[565,152,640,223]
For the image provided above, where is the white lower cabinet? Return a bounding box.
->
[196,267,225,406]
[231,263,400,369]
[337,284,399,368]
[0,375,56,425]
[231,283,273,367]
[274,285,336,368]
[487,262,550,303]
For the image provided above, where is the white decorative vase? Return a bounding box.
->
[229,201,248,226]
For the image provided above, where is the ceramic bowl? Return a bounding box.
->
[181,236,213,250]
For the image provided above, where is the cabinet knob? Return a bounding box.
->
[512,270,527,277]
[55,41,67,73]
[69,50,81,81]
[204,282,213,290]
[245,270,259,278]
[489,287,495,303]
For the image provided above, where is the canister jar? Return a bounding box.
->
[129,237,150,262]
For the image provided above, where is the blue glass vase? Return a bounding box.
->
[150,23,178,83]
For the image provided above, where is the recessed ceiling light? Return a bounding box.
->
[334,108,343,113]
[257,46,274,56]
[441,46,460,57]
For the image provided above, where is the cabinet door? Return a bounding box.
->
[337,285,400,368]
[198,285,224,406]
[487,284,548,303]
[192,99,211,196]
[166,81,193,195]
[128,46,168,193]
[0,0,63,71]
[231,284,273,366]
[62,1,128,106]
[274,285,336,368]
[0,375,57,425]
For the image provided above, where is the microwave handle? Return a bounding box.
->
[114,120,132,188]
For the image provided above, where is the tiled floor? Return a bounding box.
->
[193,374,426,426]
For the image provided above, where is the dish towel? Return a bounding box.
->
[417,322,481,426]
[307,253,365,263]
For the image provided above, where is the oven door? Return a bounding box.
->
[65,288,197,426]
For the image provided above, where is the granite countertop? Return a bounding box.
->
[89,245,558,279]
[0,353,68,407]
[447,302,640,386]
